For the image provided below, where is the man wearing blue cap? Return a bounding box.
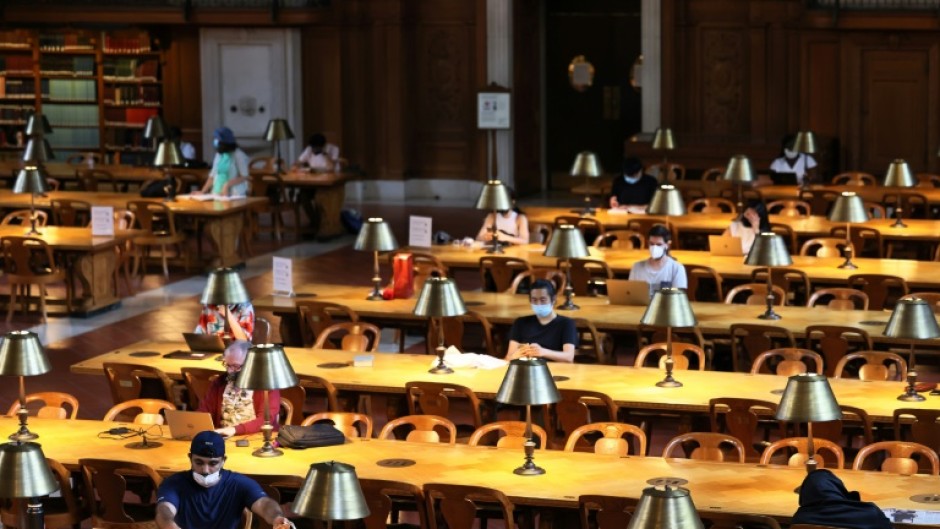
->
[156,431,290,529]
[197,126,250,197]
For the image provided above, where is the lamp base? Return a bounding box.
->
[366,277,384,300]
[513,464,546,476]
[898,390,926,402]
[24,228,41,236]
[366,292,384,301]
[253,445,284,457]
[757,310,782,320]
[580,207,596,217]
[557,300,579,311]
[656,378,683,388]
[125,441,163,450]
[429,363,454,375]
[837,260,858,270]
[8,430,37,442]
[891,221,907,228]
[485,244,504,254]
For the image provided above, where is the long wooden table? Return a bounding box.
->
[0,161,209,186]
[280,170,348,239]
[11,417,937,520]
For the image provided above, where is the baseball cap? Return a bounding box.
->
[191,431,225,458]
[214,127,236,144]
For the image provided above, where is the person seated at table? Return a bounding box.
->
[294,133,341,172]
[609,156,658,211]
[723,199,771,254]
[475,186,529,245]
[198,341,280,438]
[769,133,817,185]
[170,126,197,162]
[792,469,892,529]
[195,301,254,342]
[197,127,250,197]
[628,225,687,298]
[505,279,577,363]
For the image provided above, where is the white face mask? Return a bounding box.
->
[784,149,798,159]
[624,175,640,185]
[649,245,665,259]
[193,471,221,488]
[213,138,220,149]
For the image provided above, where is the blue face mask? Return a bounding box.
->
[624,175,640,185]
[531,303,554,318]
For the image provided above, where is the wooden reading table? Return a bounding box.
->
[280,170,349,239]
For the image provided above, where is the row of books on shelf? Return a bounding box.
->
[103,32,154,54]
[0,56,34,75]
[39,33,95,52]
[103,86,160,106]
[42,79,97,102]
[103,107,159,127]
[0,105,35,124]
[0,30,31,50]
[46,128,101,148]
[44,104,99,128]
[103,58,159,81]
[0,78,36,99]
[40,56,96,77]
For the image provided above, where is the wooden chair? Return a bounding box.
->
[554,215,605,242]
[864,201,888,219]
[847,273,908,311]
[728,323,796,373]
[813,405,875,454]
[915,172,940,187]
[832,171,876,186]
[564,422,647,456]
[1,236,69,322]
[389,250,450,291]
[506,268,567,295]
[112,208,137,296]
[529,222,552,244]
[893,409,940,453]
[313,321,381,351]
[405,381,485,437]
[575,318,613,365]
[831,226,883,258]
[767,199,811,217]
[46,177,61,191]
[180,367,222,411]
[479,255,532,293]
[0,457,87,529]
[804,325,873,377]
[634,341,706,371]
[750,267,810,306]
[709,397,783,460]
[885,190,930,219]
[699,512,782,529]
[424,483,515,529]
[296,374,342,413]
[253,316,272,344]
[593,229,645,249]
[549,388,619,450]
[248,173,297,241]
[103,398,175,425]
[5,391,79,420]
[769,222,799,254]
[903,292,940,313]
[684,264,723,302]
[661,432,746,463]
[759,437,845,469]
[648,162,686,182]
[80,458,162,529]
[76,168,119,192]
[427,310,497,357]
[563,258,614,297]
[798,189,839,216]
[359,479,427,529]
[701,167,725,181]
[750,348,823,376]
[579,495,637,529]
[468,421,548,449]
[723,283,786,306]
[799,237,852,258]
[127,200,188,280]
[686,197,735,214]
[293,300,358,348]
[301,412,373,438]
[1,209,48,227]
[833,351,907,381]
[103,362,177,405]
[279,385,305,425]
[807,288,869,311]
[852,441,939,475]
[378,415,457,444]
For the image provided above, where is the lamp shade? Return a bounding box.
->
[793,131,817,154]
[200,268,250,306]
[639,288,697,328]
[143,115,167,140]
[883,298,940,340]
[828,192,869,223]
[626,487,705,529]
[652,128,676,150]
[570,151,603,177]
[21,138,54,164]
[24,114,52,137]
[647,185,685,216]
[543,225,589,259]
[744,233,793,267]
[153,140,184,168]
[883,159,915,188]
[721,155,754,183]
[775,373,842,423]
[236,344,298,390]
[353,218,398,252]
[0,442,58,498]
[475,180,513,211]
[12,167,49,195]
[495,357,561,406]
[264,119,295,142]
[0,331,50,377]
[292,461,369,521]
[413,277,467,318]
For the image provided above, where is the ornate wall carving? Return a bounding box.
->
[700,29,746,136]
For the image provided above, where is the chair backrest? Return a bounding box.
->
[102,362,176,405]
[699,512,782,529]
[127,200,179,236]
[903,292,940,314]
[563,422,647,456]
[804,325,873,377]
[750,348,823,376]
[661,432,746,463]
[759,437,845,469]
[301,412,374,438]
[252,316,272,344]
[729,324,796,373]
[832,171,876,186]
[294,300,358,347]
[886,191,930,218]
[750,267,810,306]
[551,388,619,450]
[389,251,450,292]
[0,236,58,280]
[648,162,686,182]
[180,367,222,411]
[378,414,457,444]
[813,405,874,449]
[1,209,48,227]
[554,215,605,241]
[296,374,341,412]
[574,318,611,365]
[359,479,427,529]
[51,198,93,227]
[506,268,567,295]
[799,237,852,258]
[564,258,614,296]
[593,229,646,249]
[579,495,637,529]
[701,167,725,181]
[723,283,786,306]
[427,310,497,358]
[313,321,381,352]
[709,397,782,459]
[479,256,532,293]
[634,341,706,371]
[687,197,735,214]
[916,173,940,187]
[807,288,869,310]
[847,274,909,311]
[76,168,118,192]
[893,408,940,452]
[767,199,810,217]
[852,441,940,475]
[6,391,80,420]
[279,385,305,425]
[833,351,907,381]
[769,222,799,254]
[405,381,483,429]
[831,226,883,258]
[684,264,724,302]
[0,457,85,528]
[424,483,515,529]
[103,398,175,424]
[798,189,839,216]
[468,421,548,449]
[81,458,163,527]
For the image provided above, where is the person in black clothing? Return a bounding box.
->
[792,469,892,529]
[609,156,658,210]
[505,279,577,363]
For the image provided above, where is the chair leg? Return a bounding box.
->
[161,244,170,279]
[39,285,48,323]
[7,283,16,322]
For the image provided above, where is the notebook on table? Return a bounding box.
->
[769,171,798,186]
[164,409,217,440]
[606,279,652,306]
[708,235,745,257]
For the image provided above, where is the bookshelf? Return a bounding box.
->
[0,27,164,164]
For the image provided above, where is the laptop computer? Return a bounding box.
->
[182,333,227,354]
[607,279,652,306]
[708,235,746,257]
[769,171,799,186]
[164,409,217,440]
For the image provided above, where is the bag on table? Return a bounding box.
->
[392,252,415,299]
[276,423,345,449]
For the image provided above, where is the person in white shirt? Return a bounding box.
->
[170,126,196,162]
[769,134,817,185]
[723,200,771,255]
[294,133,341,172]
[475,187,529,245]
[628,225,688,298]
[198,127,249,197]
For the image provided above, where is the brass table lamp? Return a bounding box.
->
[413,277,467,374]
[0,442,60,529]
[883,158,915,228]
[543,224,589,310]
[775,373,842,473]
[353,218,398,300]
[21,138,54,166]
[12,166,50,236]
[827,191,869,269]
[0,331,51,441]
[570,151,603,216]
[201,268,251,340]
[153,140,184,201]
[647,184,685,221]
[721,154,754,214]
[639,288,697,387]
[883,298,940,401]
[475,180,513,253]
[264,118,294,175]
[495,357,561,475]
[744,233,793,320]
[143,115,167,141]
[627,486,704,529]
[293,461,369,529]
[652,127,676,168]
[235,344,299,457]
[793,130,817,154]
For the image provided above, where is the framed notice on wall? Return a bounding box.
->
[477,90,511,130]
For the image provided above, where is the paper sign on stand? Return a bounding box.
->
[272,257,294,296]
[409,215,433,248]
[90,206,114,236]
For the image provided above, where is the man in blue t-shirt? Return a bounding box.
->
[505,279,578,363]
[156,431,290,529]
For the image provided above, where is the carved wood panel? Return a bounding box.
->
[700,28,747,136]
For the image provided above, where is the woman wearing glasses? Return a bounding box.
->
[198,341,280,438]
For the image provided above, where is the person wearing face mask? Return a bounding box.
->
[723,199,771,254]
[197,341,279,438]
[609,156,658,211]
[629,225,688,298]
[475,186,529,245]
[294,132,341,172]
[505,279,577,363]
[155,430,291,529]
[770,134,817,185]
[197,127,250,197]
